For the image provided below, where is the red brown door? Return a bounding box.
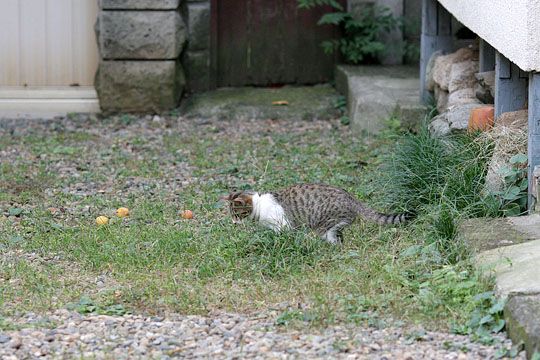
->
[212,0,342,87]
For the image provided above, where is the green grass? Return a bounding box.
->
[0,116,499,334]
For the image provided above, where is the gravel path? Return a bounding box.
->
[0,310,523,359]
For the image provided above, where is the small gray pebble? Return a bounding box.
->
[0,334,11,344]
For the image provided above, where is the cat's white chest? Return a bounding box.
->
[251,193,290,231]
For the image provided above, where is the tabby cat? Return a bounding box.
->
[222,183,413,244]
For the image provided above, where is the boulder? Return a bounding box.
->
[429,103,482,137]
[448,60,479,93]
[429,114,451,137]
[434,85,449,113]
[426,50,443,92]
[99,11,186,59]
[447,88,482,108]
[432,47,478,91]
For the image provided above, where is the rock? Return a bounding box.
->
[0,334,11,344]
[434,85,449,113]
[429,103,482,137]
[99,0,181,10]
[429,114,451,137]
[447,104,482,132]
[447,88,482,108]
[448,61,479,93]
[433,47,478,90]
[9,336,22,349]
[426,50,443,91]
[95,60,185,113]
[475,83,494,104]
[475,71,495,104]
[99,11,186,60]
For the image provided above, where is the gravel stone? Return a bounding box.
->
[0,308,525,359]
[0,335,10,344]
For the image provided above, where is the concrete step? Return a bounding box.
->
[335,65,427,134]
[460,215,540,358]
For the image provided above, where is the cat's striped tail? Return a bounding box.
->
[355,203,415,225]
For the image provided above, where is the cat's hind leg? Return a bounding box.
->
[322,221,349,244]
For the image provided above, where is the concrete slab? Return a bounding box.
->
[477,239,540,297]
[460,214,540,359]
[0,87,100,119]
[505,294,540,357]
[335,65,426,134]
[179,85,340,121]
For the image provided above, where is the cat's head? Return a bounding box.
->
[221,190,256,223]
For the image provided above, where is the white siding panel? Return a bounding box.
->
[72,0,99,86]
[47,0,74,85]
[0,0,98,87]
[0,0,21,85]
[20,0,48,86]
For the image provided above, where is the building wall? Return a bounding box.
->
[437,0,540,72]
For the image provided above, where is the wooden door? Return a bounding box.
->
[0,0,99,87]
[213,0,342,87]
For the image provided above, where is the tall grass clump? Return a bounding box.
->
[370,124,497,262]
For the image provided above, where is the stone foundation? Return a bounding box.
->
[95,0,188,113]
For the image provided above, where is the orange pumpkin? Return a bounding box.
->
[468,106,494,132]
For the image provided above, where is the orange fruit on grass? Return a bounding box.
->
[116,207,130,218]
[181,210,194,219]
[96,216,109,225]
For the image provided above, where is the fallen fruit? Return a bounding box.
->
[96,216,109,225]
[116,207,130,217]
[181,210,194,219]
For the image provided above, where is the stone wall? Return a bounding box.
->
[183,0,212,93]
[95,0,188,113]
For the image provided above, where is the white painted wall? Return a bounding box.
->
[0,0,99,87]
[438,0,540,71]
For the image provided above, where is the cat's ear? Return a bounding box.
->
[232,197,246,205]
[219,194,231,202]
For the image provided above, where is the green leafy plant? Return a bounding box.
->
[334,95,350,125]
[67,296,129,316]
[298,0,400,64]
[452,291,506,344]
[490,154,528,216]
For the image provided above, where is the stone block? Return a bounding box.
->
[95,61,185,113]
[99,11,186,60]
[187,2,210,51]
[100,0,180,10]
[336,65,426,134]
[183,50,211,92]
